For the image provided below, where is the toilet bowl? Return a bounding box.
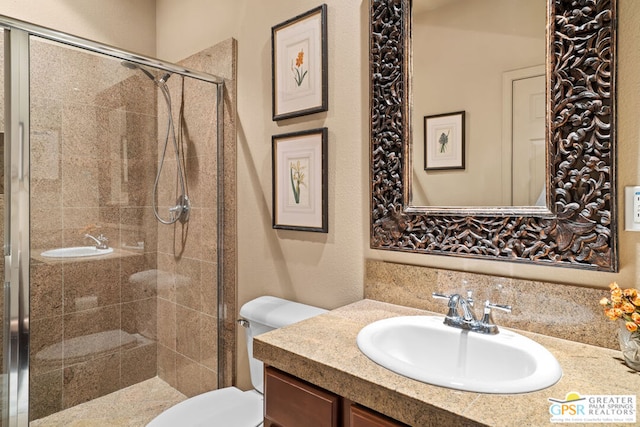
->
[147,296,327,427]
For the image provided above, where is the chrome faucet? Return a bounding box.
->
[85,233,109,250]
[449,294,476,322]
[432,292,511,335]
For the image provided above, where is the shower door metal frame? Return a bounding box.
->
[0,15,224,85]
[1,14,226,426]
[4,27,31,427]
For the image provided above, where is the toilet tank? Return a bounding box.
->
[239,296,327,394]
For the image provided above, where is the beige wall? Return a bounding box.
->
[1,0,156,56]
[155,0,368,389]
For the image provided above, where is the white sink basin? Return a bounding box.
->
[41,246,113,258]
[357,316,562,394]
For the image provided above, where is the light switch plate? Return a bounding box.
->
[625,186,640,231]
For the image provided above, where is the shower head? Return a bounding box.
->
[158,72,172,84]
[121,60,155,81]
[121,61,172,84]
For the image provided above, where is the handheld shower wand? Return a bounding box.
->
[122,61,189,225]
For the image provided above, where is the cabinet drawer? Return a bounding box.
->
[350,404,407,427]
[265,367,340,427]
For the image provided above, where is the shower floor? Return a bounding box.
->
[30,377,186,427]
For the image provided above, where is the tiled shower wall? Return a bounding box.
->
[155,38,237,397]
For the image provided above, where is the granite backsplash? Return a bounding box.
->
[364,259,619,350]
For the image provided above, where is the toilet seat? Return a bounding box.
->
[147,387,263,427]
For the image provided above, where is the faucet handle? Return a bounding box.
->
[466,290,474,307]
[432,293,461,320]
[432,292,452,301]
[480,300,512,334]
[485,301,511,313]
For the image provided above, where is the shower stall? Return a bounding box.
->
[0,15,234,426]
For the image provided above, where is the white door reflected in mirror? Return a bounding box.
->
[511,74,545,206]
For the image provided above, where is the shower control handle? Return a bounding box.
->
[168,195,191,223]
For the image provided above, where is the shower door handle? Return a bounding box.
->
[18,122,24,182]
[4,255,10,285]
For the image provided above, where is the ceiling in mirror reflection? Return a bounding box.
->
[410,0,546,207]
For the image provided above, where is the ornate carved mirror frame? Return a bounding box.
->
[369,0,618,271]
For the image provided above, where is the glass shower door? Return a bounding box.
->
[0,16,226,425]
[27,35,160,423]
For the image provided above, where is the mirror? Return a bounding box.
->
[410,0,546,207]
[369,0,618,271]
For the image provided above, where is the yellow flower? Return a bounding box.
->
[295,50,304,67]
[622,302,636,314]
[601,283,640,326]
[625,321,638,333]
[611,294,623,306]
[605,308,622,320]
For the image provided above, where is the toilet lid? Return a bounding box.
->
[147,387,263,427]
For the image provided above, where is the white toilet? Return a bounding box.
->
[147,296,327,427]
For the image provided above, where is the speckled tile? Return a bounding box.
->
[175,257,202,311]
[31,262,63,319]
[30,376,186,427]
[364,260,619,349]
[176,305,201,361]
[30,368,64,421]
[157,298,176,350]
[62,353,121,409]
[175,353,203,398]
[121,343,158,389]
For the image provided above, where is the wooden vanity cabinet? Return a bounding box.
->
[349,404,406,427]
[264,367,339,427]
[264,367,407,427]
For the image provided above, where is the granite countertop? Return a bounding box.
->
[253,299,640,427]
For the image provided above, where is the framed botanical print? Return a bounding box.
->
[424,111,466,170]
[272,4,328,121]
[272,128,328,232]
